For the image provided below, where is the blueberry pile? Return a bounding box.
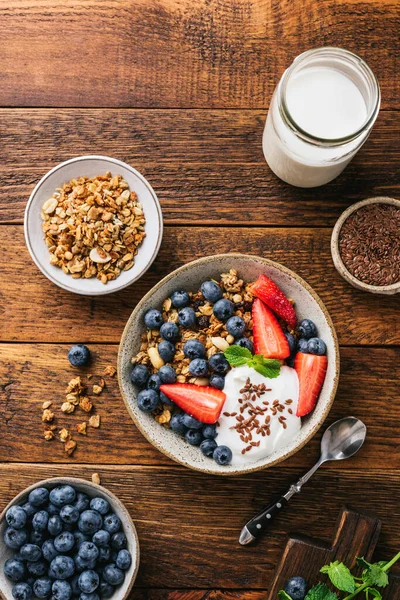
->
[170,417,232,465]
[3,485,132,600]
[285,318,327,366]
[283,575,308,600]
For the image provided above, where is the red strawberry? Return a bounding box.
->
[160,383,226,424]
[294,352,328,417]
[252,298,290,359]
[251,274,297,329]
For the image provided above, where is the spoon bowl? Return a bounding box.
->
[320,417,367,463]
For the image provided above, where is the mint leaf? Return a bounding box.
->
[224,345,252,366]
[278,592,293,600]
[365,588,382,599]
[305,583,339,600]
[320,561,355,593]
[357,557,372,569]
[249,355,281,379]
[362,563,389,588]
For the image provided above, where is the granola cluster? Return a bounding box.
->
[41,173,146,284]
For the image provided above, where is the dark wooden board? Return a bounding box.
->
[0,0,398,108]
[267,506,400,599]
[0,109,399,226]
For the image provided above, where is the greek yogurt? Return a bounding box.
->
[216,365,301,465]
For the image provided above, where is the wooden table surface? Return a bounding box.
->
[0,1,399,598]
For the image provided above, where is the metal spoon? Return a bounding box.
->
[239,416,367,545]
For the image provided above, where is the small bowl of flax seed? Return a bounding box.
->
[331,197,400,295]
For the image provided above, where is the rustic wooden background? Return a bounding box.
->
[0,0,399,598]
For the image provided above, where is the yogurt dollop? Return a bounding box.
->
[216,365,301,465]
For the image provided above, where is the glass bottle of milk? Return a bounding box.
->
[263,47,380,188]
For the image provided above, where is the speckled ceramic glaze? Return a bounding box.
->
[331,196,400,295]
[24,155,163,296]
[0,477,140,600]
[118,254,340,475]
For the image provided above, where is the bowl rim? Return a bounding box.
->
[117,253,340,476]
[24,154,163,296]
[331,196,400,294]
[0,476,140,600]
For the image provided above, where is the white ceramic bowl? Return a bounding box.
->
[24,155,163,296]
[0,477,140,600]
[118,254,340,476]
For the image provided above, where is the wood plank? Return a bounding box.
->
[0,109,399,226]
[0,464,398,588]
[0,1,398,109]
[1,225,399,345]
[1,344,399,467]
[129,592,267,600]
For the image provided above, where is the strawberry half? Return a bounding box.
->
[160,383,226,424]
[294,352,328,417]
[252,298,290,359]
[251,274,297,329]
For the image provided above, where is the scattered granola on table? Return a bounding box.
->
[41,172,146,284]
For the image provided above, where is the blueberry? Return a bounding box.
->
[20,544,42,562]
[297,338,309,353]
[68,345,90,367]
[189,358,208,377]
[170,290,190,308]
[78,510,103,535]
[103,514,121,535]
[160,322,180,342]
[11,583,32,600]
[182,414,203,429]
[160,391,174,407]
[116,549,132,571]
[226,316,246,338]
[137,389,159,412]
[130,364,150,388]
[92,530,110,547]
[26,559,47,577]
[49,556,75,580]
[178,307,196,329]
[89,498,110,516]
[78,570,99,594]
[208,353,229,374]
[99,581,114,598]
[42,539,59,562]
[285,332,297,355]
[47,503,61,516]
[97,545,111,564]
[6,506,27,530]
[169,413,187,435]
[80,594,100,600]
[183,339,206,360]
[4,558,25,582]
[74,493,90,513]
[52,580,72,600]
[54,532,75,553]
[29,487,49,508]
[74,555,96,573]
[48,515,63,536]
[30,529,46,545]
[307,337,327,356]
[298,319,317,340]
[283,576,308,600]
[33,578,52,599]
[209,374,225,390]
[144,309,164,330]
[103,564,125,586]
[200,439,218,457]
[4,527,28,550]
[200,281,222,303]
[50,486,76,508]
[185,429,203,446]
[60,505,79,525]
[70,575,81,597]
[78,542,99,562]
[286,356,295,368]
[32,510,49,532]
[74,532,90,550]
[158,365,177,384]
[234,337,254,353]
[146,373,161,391]
[21,502,36,519]
[158,340,175,363]
[213,445,232,466]
[213,299,234,321]
[202,424,217,439]
[110,532,127,550]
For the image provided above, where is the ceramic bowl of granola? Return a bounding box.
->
[118,254,340,475]
[24,155,163,296]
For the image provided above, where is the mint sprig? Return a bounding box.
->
[320,561,355,593]
[305,584,339,600]
[224,346,281,379]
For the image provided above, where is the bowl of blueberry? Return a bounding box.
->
[0,478,139,600]
[118,253,339,475]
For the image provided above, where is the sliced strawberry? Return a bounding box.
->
[160,383,226,424]
[251,274,297,329]
[294,352,328,417]
[252,298,290,359]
